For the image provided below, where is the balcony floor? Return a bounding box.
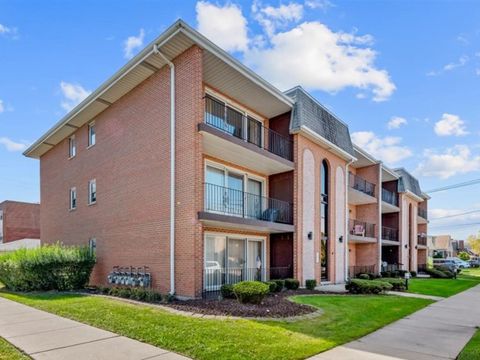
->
[348,188,377,205]
[417,215,428,224]
[381,239,400,246]
[382,201,400,214]
[198,211,294,233]
[349,235,377,244]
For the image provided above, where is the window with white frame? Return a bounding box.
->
[89,237,96,255]
[68,135,76,158]
[88,122,96,147]
[69,187,77,210]
[88,179,96,204]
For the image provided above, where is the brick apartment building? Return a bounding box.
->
[24,20,428,298]
[0,201,40,244]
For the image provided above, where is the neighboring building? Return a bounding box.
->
[23,20,429,298]
[0,201,40,244]
[429,235,454,259]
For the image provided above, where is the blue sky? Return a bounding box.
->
[1,0,479,239]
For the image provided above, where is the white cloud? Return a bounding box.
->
[476,68,480,76]
[196,1,248,52]
[415,145,480,179]
[427,55,469,76]
[0,23,17,37]
[305,0,334,10]
[60,81,91,112]
[0,137,29,152]
[245,22,395,101]
[253,2,304,36]
[387,116,407,130]
[123,29,145,59]
[0,99,4,113]
[456,35,469,45]
[351,131,412,165]
[434,113,468,136]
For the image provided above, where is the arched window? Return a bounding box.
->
[321,160,329,281]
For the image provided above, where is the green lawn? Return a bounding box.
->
[0,292,431,360]
[458,329,480,360]
[0,338,29,360]
[407,269,480,298]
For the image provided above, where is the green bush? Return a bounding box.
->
[264,281,278,293]
[381,278,406,291]
[0,244,95,291]
[233,281,269,304]
[305,279,317,290]
[284,278,300,290]
[381,271,392,278]
[358,273,370,280]
[346,279,392,294]
[221,284,235,299]
[410,271,417,278]
[426,268,448,278]
[105,287,162,302]
[272,279,285,292]
[436,266,455,278]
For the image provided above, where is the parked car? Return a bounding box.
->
[469,259,480,268]
[447,257,470,268]
[433,259,459,272]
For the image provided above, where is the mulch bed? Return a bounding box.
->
[166,289,324,318]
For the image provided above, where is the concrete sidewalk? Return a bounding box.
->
[310,284,480,360]
[0,297,189,360]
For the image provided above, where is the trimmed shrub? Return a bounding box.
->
[358,273,370,280]
[410,271,417,278]
[346,279,392,294]
[233,281,269,304]
[381,271,392,278]
[305,279,317,290]
[381,278,406,291]
[397,270,408,277]
[0,244,95,291]
[284,278,300,290]
[264,281,277,293]
[272,279,285,292]
[427,268,448,278]
[221,284,235,299]
[437,266,455,278]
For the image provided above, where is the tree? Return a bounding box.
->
[458,251,470,261]
[467,232,480,255]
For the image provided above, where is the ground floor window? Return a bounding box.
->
[204,233,265,290]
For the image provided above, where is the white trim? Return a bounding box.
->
[88,179,97,205]
[293,125,357,162]
[353,144,379,165]
[403,190,424,203]
[87,121,96,148]
[68,135,76,159]
[381,164,400,180]
[69,187,77,210]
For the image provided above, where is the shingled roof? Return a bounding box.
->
[284,86,355,157]
[394,168,423,198]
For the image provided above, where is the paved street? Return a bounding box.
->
[310,284,480,360]
[0,297,189,360]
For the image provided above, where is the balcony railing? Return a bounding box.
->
[418,208,428,220]
[204,96,293,161]
[203,266,291,298]
[382,226,399,242]
[349,264,376,278]
[349,219,376,238]
[349,172,376,197]
[204,183,293,224]
[382,188,398,207]
[417,234,427,246]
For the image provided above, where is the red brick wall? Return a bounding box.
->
[0,201,40,242]
[40,46,203,297]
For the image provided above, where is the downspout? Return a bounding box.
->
[154,44,176,296]
[377,163,383,275]
[344,158,355,282]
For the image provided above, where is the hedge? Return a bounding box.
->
[284,278,300,290]
[233,281,269,304]
[381,278,406,291]
[220,284,235,298]
[0,244,95,291]
[305,279,317,290]
[264,281,278,293]
[346,279,392,294]
[272,279,285,292]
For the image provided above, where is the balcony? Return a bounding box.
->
[382,226,399,244]
[349,219,376,243]
[418,208,428,224]
[348,173,377,205]
[199,96,294,175]
[417,234,427,247]
[381,188,400,213]
[198,183,294,233]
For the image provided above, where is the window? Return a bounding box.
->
[89,238,96,255]
[88,122,96,147]
[68,135,76,158]
[88,179,96,204]
[69,187,77,210]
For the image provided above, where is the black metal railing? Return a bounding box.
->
[349,172,376,197]
[382,188,398,207]
[418,208,428,220]
[204,96,293,161]
[202,266,291,298]
[381,263,402,273]
[417,234,427,246]
[349,219,376,238]
[349,264,376,278]
[204,183,293,224]
[382,226,399,242]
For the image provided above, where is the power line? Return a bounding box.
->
[430,209,480,221]
[426,178,480,193]
[429,221,480,229]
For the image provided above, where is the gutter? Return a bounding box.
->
[344,158,355,282]
[153,44,176,296]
